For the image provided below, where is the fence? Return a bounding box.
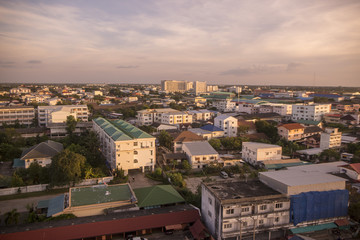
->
[0,176,114,196]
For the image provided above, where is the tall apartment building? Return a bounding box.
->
[137,108,192,125]
[207,85,219,92]
[214,115,238,137]
[194,81,207,95]
[201,180,290,240]
[0,106,35,126]
[161,80,192,93]
[38,105,89,127]
[320,128,342,149]
[227,86,242,94]
[93,118,156,174]
[291,103,331,121]
[242,142,282,166]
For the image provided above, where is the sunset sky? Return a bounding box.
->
[0,0,359,86]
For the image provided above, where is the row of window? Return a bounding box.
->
[224,203,284,215]
[223,217,281,229]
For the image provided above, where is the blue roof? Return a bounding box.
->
[47,194,65,217]
[200,124,223,132]
[309,93,342,99]
[12,158,25,168]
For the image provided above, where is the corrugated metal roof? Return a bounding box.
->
[20,140,63,160]
[134,185,185,208]
[200,124,223,132]
[290,222,337,234]
[183,141,218,156]
[47,194,65,217]
[12,158,25,168]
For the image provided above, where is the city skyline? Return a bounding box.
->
[1,0,360,86]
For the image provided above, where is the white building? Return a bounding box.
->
[93,118,156,174]
[227,86,242,94]
[38,105,89,127]
[136,108,192,126]
[320,128,342,149]
[194,81,207,95]
[187,109,215,122]
[242,142,282,166]
[214,115,238,137]
[212,99,236,112]
[291,103,331,121]
[161,80,192,93]
[207,85,219,92]
[201,180,290,240]
[182,141,219,169]
[10,87,31,95]
[0,106,35,126]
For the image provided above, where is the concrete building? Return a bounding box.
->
[277,123,305,141]
[212,99,236,112]
[38,105,89,127]
[227,86,242,94]
[15,140,63,168]
[136,108,185,125]
[320,128,342,149]
[242,142,282,166]
[93,118,156,174]
[10,87,31,95]
[194,81,207,95]
[214,115,238,137]
[207,85,219,92]
[291,103,331,121]
[161,111,193,125]
[182,141,219,169]
[161,80,192,93]
[188,109,215,122]
[47,122,93,138]
[173,131,204,153]
[0,106,35,126]
[201,180,290,240]
[340,163,360,181]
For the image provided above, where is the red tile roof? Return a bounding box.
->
[1,209,200,240]
[279,123,305,130]
[350,163,360,174]
[174,131,204,143]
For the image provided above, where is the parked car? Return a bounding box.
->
[220,171,228,179]
[228,172,235,178]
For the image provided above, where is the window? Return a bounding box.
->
[150,150,153,155]
[226,209,234,215]
[134,142,138,146]
[259,205,267,211]
[275,217,279,223]
[150,158,153,163]
[224,223,232,229]
[242,221,248,227]
[134,151,138,155]
[259,219,264,225]
[134,159,138,163]
[208,197,212,205]
[208,210,212,217]
[275,203,283,209]
[241,207,249,212]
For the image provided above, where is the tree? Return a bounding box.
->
[66,115,77,136]
[5,209,20,225]
[181,160,192,172]
[49,149,86,186]
[158,131,173,150]
[209,139,221,150]
[255,120,280,143]
[28,162,43,184]
[319,149,340,162]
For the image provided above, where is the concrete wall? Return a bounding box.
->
[259,174,289,194]
[0,177,113,196]
[287,181,346,196]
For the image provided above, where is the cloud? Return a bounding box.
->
[287,62,303,72]
[0,60,16,68]
[220,64,286,76]
[117,65,139,69]
[27,60,42,64]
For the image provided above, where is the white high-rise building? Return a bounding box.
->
[214,115,238,137]
[291,103,331,121]
[320,128,342,149]
[194,81,207,95]
[161,80,192,93]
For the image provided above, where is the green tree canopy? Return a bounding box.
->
[49,149,86,186]
[158,131,173,150]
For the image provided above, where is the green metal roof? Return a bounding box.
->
[134,185,185,208]
[295,119,321,126]
[47,194,65,217]
[12,158,25,168]
[70,184,133,207]
[93,117,153,141]
[290,222,337,234]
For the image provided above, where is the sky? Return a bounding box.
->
[0,0,359,86]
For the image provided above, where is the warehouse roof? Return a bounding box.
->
[20,140,63,160]
[200,124,223,132]
[279,123,304,130]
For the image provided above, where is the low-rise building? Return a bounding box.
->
[15,140,63,168]
[161,111,193,125]
[93,118,156,174]
[182,141,219,169]
[0,106,35,126]
[38,105,89,127]
[137,108,183,125]
[201,180,290,240]
[277,123,305,141]
[339,163,360,181]
[214,115,238,137]
[173,131,204,153]
[242,142,282,166]
[187,109,215,122]
[320,128,342,149]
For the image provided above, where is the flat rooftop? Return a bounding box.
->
[242,142,281,149]
[204,180,283,202]
[70,184,134,207]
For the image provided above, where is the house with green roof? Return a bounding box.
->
[134,185,185,209]
[93,118,156,174]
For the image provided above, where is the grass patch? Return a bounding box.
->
[0,188,69,201]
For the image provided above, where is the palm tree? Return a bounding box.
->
[5,209,20,225]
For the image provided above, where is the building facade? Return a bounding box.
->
[0,106,35,126]
[93,118,156,174]
[242,142,282,166]
[161,80,192,93]
[214,115,238,137]
[291,103,331,121]
[320,127,342,149]
[277,123,305,141]
[182,141,219,169]
[38,105,89,127]
[194,81,207,95]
